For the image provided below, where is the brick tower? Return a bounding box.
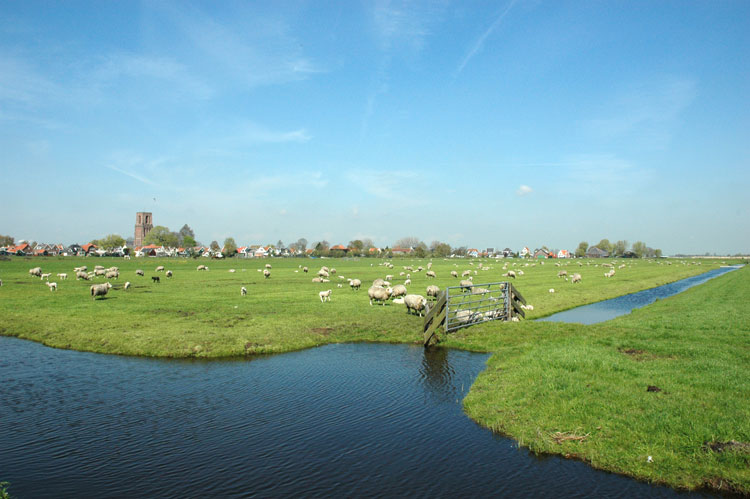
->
[134,212,153,247]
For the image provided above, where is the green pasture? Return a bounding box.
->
[0,255,747,492]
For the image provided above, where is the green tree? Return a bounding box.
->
[575,241,589,258]
[453,246,467,257]
[654,248,663,258]
[361,238,374,250]
[210,240,220,252]
[349,240,364,251]
[222,237,238,258]
[179,224,195,244]
[414,242,428,258]
[394,236,420,249]
[613,240,628,257]
[182,235,196,248]
[0,234,13,246]
[144,226,179,247]
[632,241,647,258]
[596,239,613,254]
[92,234,126,250]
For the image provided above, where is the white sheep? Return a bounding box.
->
[265,263,272,269]
[549,288,555,293]
[319,289,332,302]
[105,271,119,279]
[241,286,247,296]
[90,282,112,300]
[459,279,473,292]
[46,282,57,291]
[263,269,271,279]
[426,270,436,278]
[166,270,173,278]
[76,271,90,280]
[155,266,165,272]
[368,285,391,306]
[229,269,236,273]
[426,285,440,299]
[124,282,131,290]
[450,271,458,278]
[403,279,411,286]
[571,273,582,283]
[404,294,428,316]
[40,273,52,280]
[57,273,68,280]
[390,284,407,299]
[136,269,145,276]
[504,271,516,279]
[349,278,362,290]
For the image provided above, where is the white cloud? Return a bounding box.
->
[516,184,533,196]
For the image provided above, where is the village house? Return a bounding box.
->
[586,246,609,258]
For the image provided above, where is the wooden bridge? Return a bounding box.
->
[423,281,526,347]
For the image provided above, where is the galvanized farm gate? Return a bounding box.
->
[423,281,526,347]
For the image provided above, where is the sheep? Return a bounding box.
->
[76,271,90,281]
[462,270,471,277]
[319,289,332,302]
[105,271,119,279]
[155,266,165,272]
[385,274,394,281]
[571,273,582,284]
[426,285,440,299]
[74,266,87,272]
[318,269,329,278]
[403,279,411,286]
[29,268,42,278]
[368,285,391,306]
[229,269,236,273]
[94,266,105,272]
[197,265,209,271]
[504,271,516,279]
[124,281,131,290]
[557,270,568,278]
[241,286,247,296]
[453,309,478,324]
[124,254,131,260]
[392,297,405,304]
[46,282,57,291]
[337,283,343,288]
[57,273,68,280]
[450,271,458,278]
[166,270,173,278]
[349,278,362,290]
[549,288,555,293]
[0,279,2,286]
[330,268,337,275]
[152,276,160,283]
[321,279,330,283]
[107,267,119,273]
[90,282,112,300]
[312,277,324,283]
[373,278,386,287]
[426,270,436,278]
[94,269,106,277]
[417,266,424,272]
[390,284,407,299]
[404,294,428,316]
[471,287,491,295]
[459,279,473,292]
[263,269,271,279]
[303,267,309,273]
[40,273,52,280]
[136,269,145,276]
[265,264,272,269]
[604,269,615,278]
[427,262,433,270]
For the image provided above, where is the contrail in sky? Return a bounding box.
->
[454,0,518,78]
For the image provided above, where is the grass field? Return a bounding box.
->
[1,255,747,492]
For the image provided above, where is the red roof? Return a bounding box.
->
[81,243,97,252]
[331,244,347,250]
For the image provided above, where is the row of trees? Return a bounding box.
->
[575,239,662,258]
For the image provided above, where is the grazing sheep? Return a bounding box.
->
[390,284,407,299]
[265,264,272,269]
[46,282,57,291]
[40,273,52,280]
[105,271,119,279]
[156,266,165,272]
[74,266,87,272]
[152,276,160,283]
[404,294,429,316]
[241,286,247,296]
[604,269,615,278]
[337,283,343,288]
[372,278,386,287]
[504,271,516,279]
[403,279,411,286]
[263,269,271,279]
[558,270,568,278]
[368,285,391,306]
[450,271,458,278]
[312,277,324,283]
[57,273,68,280]
[349,278,362,290]
[471,287,491,295]
[124,254,131,260]
[94,269,106,277]
[76,271,90,280]
[94,265,105,272]
[330,268,337,274]
[124,282,131,290]
[571,273,582,284]
[229,269,236,273]
[427,262,432,270]
[107,267,119,273]
[303,267,309,273]
[197,265,209,271]
[166,270,173,278]
[426,285,440,299]
[392,297,405,304]
[90,282,112,300]
[462,270,471,277]
[426,270,436,278]
[549,288,555,293]
[136,269,145,276]
[319,289,332,302]
[321,279,330,283]
[459,279,473,292]
[318,269,329,278]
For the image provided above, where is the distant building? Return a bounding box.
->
[134,212,153,247]
[586,246,609,258]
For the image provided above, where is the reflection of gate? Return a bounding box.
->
[423,281,526,347]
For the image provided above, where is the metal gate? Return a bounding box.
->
[423,281,526,346]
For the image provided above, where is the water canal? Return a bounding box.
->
[537,265,743,325]
[1,337,714,497]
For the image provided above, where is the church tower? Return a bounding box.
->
[134,212,153,247]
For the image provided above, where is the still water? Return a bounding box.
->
[538,266,742,325]
[1,338,712,498]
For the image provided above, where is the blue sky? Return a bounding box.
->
[1,1,748,254]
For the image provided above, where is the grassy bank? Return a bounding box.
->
[1,255,747,492]
[454,265,749,494]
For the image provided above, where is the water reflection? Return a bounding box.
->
[419,346,461,402]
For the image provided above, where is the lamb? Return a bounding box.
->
[136,269,145,276]
[241,286,247,296]
[319,289,332,302]
[571,273,582,284]
[166,270,173,278]
[403,279,411,286]
[426,285,440,299]
[46,282,57,291]
[337,283,343,288]
[263,269,271,279]
[368,285,391,306]
[349,278,362,290]
[426,270,436,278]
[197,265,209,271]
[57,273,68,280]
[427,262,432,270]
[462,270,471,277]
[390,284,407,299]
[90,282,112,300]
[152,276,160,283]
[29,267,42,278]
[404,294,428,316]
[549,288,555,293]
[156,266,165,272]
[105,271,119,279]
[312,277,324,283]
[386,274,393,281]
[330,268,337,274]
[76,271,90,280]
[40,273,52,280]
[124,282,131,290]
[94,269,107,277]
[450,271,458,278]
